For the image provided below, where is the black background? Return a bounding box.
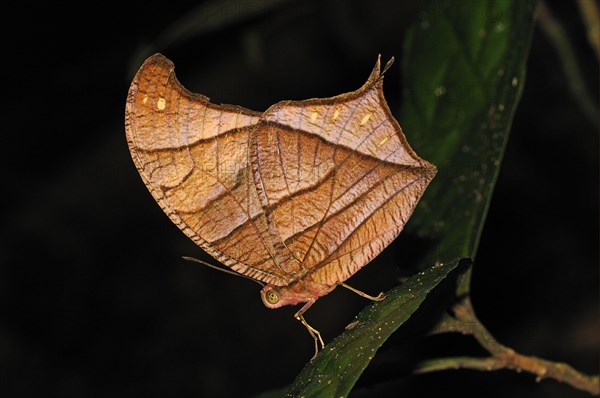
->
[1,1,598,397]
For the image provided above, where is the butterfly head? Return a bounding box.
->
[260,284,312,309]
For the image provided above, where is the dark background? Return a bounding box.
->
[1,1,597,397]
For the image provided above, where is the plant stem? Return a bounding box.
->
[417,297,600,395]
[414,356,505,373]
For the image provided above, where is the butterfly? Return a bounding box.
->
[125,54,436,357]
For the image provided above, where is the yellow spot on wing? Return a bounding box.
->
[360,113,372,125]
[142,96,148,104]
[332,108,340,120]
[311,112,318,121]
[379,136,389,146]
[157,98,166,111]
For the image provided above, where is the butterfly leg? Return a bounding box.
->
[294,300,324,360]
[339,282,386,301]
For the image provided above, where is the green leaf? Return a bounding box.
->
[285,262,456,398]
[403,0,537,270]
[283,1,536,396]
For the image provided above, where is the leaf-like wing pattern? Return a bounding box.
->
[125,54,436,293]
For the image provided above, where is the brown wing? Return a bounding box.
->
[252,56,437,286]
[125,54,290,285]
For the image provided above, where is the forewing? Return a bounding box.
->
[125,54,288,285]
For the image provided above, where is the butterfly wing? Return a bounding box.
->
[125,54,290,285]
[252,57,436,287]
[126,54,435,289]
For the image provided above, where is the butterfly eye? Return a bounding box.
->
[266,290,279,305]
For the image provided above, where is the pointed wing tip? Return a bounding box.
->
[382,56,395,75]
[367,55,381,83]
[366,55,395,87]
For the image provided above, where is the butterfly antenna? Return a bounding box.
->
[182,256,265,287]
